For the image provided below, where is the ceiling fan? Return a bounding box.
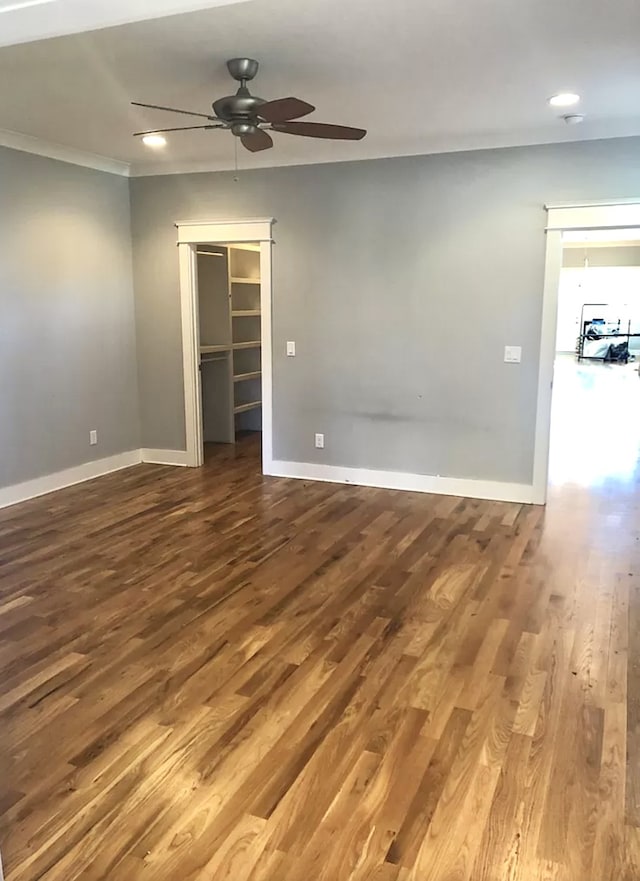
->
[132,57,367,152]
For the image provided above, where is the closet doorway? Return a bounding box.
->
[177,219,274,471]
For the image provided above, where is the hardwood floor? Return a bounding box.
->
[1,433,639,880]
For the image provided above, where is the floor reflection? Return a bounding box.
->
[548,353,640,487]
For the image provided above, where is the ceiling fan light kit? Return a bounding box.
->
[132,57,366,153]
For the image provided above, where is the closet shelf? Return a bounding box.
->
[230,277,261,285]
[234,401,262,414]
[200,344,230,354]
[234,371,262,383]
[233,341,261,350]
[229,243,260,253]
[232,310,261,317]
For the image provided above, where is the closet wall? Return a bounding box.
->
[199,246,233,442]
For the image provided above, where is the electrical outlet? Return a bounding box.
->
[315,433,324,449]
[504,345,522,363]
[286,341,296,357]
[89,429,98,446]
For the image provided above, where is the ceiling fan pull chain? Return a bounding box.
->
[233,135,239,182]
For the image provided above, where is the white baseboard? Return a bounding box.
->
[0,448,190,511]
[140,449,189,466]
[0,450,142,510]
[267,459,538,505]
[0,451,538,512]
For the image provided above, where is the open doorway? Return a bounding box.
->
[548,227,640,486]
[198,242,263,467]
[176,218,274,472]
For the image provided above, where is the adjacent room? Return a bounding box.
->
[549,230,640,486]
[1,2,640,880]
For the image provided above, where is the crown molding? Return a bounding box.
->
[128,125,640,178]
[2,123,639,182]
[0,128,130,176]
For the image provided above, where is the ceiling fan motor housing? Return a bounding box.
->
[213,89,266,125]
[231,121,260,137]
[213,58,266,133]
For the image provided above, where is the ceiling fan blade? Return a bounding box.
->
[132,101,218,121]
[241,129,274,152]
[133,124,223,136]
[272,121,366,140]
[257,97,315,123]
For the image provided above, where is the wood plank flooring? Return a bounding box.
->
[1,434,639,880]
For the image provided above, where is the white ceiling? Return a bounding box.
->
[0,0,639,176]
[0,0,251,48]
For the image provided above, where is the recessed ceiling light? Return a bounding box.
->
[142,134,167,148]
[0,0,57,12]
[549,93,581,108]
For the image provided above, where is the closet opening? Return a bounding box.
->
[197,241,264,467]
[548,227,640,488]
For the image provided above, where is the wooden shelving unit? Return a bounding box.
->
[229,243,260,253]
[234,370,262,383]
[200,343,230,354]
[197,243,262,444]
[234,401,262,414]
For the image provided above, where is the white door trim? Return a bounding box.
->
[533,200,640,503]
[176,218,274,244]
[176,218,275,470]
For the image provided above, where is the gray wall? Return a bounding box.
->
[0,147,139,488]
[130,136,640,485]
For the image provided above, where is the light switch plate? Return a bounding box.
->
[286,341,296,357]
[504,345,522,363]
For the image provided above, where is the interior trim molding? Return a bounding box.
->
[0,450,536,510]
[0,450,141,510]
[546,201,640,230]
[0,128,130,177]
[0,448,192,510]
[267,460,538,505]
[175,218,274,244]
[140,448,189,466]
[546,198,640,209]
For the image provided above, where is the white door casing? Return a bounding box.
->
[534,200,640,503]
[176,218,275,469]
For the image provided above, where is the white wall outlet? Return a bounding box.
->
[286,341,296,357]
[89,429,98,446]
[315,433,325,449]
[504,345,522,363]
